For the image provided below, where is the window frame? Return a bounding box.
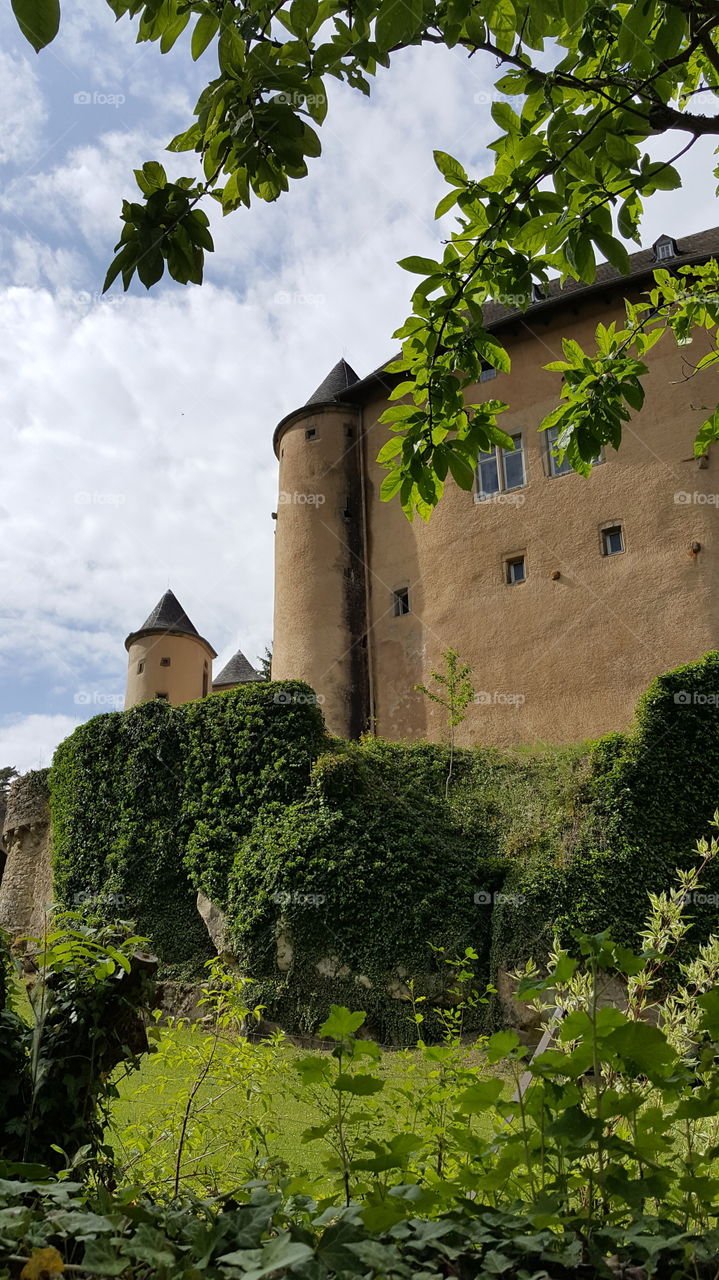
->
[392,586,410,617]
[475,433,526,501]
[601,524,625,557]
[545,425,603,477]
[505,555,527,585]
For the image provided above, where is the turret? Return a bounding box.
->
[271,359,370,738]
[212,648,258,692]
[124,589,217,709]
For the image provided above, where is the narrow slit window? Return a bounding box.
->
[393,587,410,616]
[137,661,145,674]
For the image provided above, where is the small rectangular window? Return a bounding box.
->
[155,692,169,701]
[602,525,624,556]
[506,556,526,585]
[393,587,410,616]
[137,661,144,674]
[305,427,317,441]
[656,241,674,261]
[479,364,497,383]
[160,657,171,667]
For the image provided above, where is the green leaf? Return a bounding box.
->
[191,11,219,59]
[446,449,476,490]
[456,1078,503,1112]
[332,1073,384,1094]
[375,0,424,52]
[398,255,442,275]
[81,1239,128,1276]
[380,469,404,501]
[11,0,60,50]
[319,1005,366,1039]
[486,1029,521,1063]
[433,150,468,187]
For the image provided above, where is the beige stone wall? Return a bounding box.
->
[0,772,54,940]
[359,287,719,745]
[272,401,368,738]
[124,632,214,709]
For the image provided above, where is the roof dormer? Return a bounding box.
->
[653,233,680,263]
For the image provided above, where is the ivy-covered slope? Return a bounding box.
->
[48,655,719,1035]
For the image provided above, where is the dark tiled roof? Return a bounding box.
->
[340,226,719,402]
[125,589,217,656]
[305,359,360,406]
[213,649,258,687]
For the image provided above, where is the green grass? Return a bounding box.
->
[111,1021,507,1197]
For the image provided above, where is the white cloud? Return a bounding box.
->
[0,51,47,166]
[0,714,82,773]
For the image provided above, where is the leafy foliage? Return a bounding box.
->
[0,918,155,1174]
[50,681,326,974]
[11,0,719,515]
[227,739,507,1043]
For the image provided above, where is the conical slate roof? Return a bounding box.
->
[304,358,359,407]
[125,589,217,656]
[213,648,258,688]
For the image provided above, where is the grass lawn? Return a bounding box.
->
[111,1021,506,1197]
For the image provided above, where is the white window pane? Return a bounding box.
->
[502,435,525,489]
[478,453,500,497]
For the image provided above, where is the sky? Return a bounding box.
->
[0,0,717,772]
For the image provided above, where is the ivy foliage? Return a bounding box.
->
[12,0,719,515]
[490,652,719,982]
[50,682,328,977]
[227,740,508,1042]
[49,655,719,1034]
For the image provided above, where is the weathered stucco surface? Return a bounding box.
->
[0,772,54,940]
[273,280,719,745]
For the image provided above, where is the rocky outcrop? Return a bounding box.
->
[0,771,54,940]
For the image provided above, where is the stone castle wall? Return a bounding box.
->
[0,770,54,940]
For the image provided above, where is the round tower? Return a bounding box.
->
[272,359,370,738]
[124,589,217,709]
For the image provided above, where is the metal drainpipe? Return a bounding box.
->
[358,404,376,736]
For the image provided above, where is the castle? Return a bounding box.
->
[123,227,719,748]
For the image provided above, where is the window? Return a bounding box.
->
[202,670,209,696]
[393,587,410,616]
[155,692,169,700]
[506,556,526,585]
[477,434,525,498]
[546,425,602,476]
[479,364,497,383]
[305,427,317,441]
[601,525,624,556]
[160,657,171,667]
[137,661,144,674]
[654,235,678,262]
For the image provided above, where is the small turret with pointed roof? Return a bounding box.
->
[273,357,360,454]
[213,648,258,691]
[124,589,217,710]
